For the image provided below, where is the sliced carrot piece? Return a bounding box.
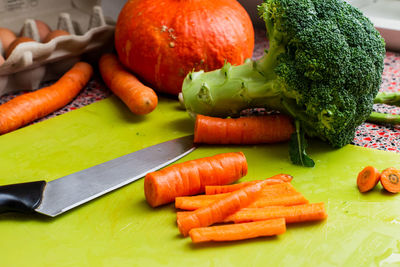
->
[380,167,400,193]
[176,183,308,210]
[224,202,327,223]
[189,218,286,243]
[177,180,270,236]
[144,152,247,207]
[357,166,381,193]
[205,174,293,195]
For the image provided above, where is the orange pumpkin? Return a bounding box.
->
[115,0,254,95]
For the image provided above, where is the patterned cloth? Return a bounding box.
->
[1,28,399,152]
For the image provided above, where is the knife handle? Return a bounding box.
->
[0,181,46,214]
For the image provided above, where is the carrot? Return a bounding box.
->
[357,166,381,193]
[189,218,286,243]
[176,183,308,210]
[194,114,294,144]
[205,174,293,195]
[224,202,327,223]
[99,53,158,115]
[144,152,248,207]
[0,62,93,134]
[380,167,400,193]
[177,180,271,236]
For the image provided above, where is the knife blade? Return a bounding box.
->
[0,135,196,217]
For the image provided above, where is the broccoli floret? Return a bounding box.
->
[181,0,386,148]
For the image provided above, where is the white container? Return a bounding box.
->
[0,0,118,97]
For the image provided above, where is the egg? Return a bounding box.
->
[43,29,69,43]
[0,54,4,66]
[6,36,35,59]
[20,20,51,43]
[0,27,17,52]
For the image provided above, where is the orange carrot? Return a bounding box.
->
[224,202,327,223]
[194,114,294,144]
[99,53,158,115]
[189,218,286,243]
[144,152,248,207]
[248,194,308,208]
[177,180,270,236]
[380,167,400,193]
[176,183,307,210]
[0,62,93,134]
[357,166,381,193]
[205,174,293,195]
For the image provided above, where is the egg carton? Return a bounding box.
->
[0,3,115,97]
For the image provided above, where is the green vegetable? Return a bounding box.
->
[289,121,315,167]
[373,92,400,107]
[368,112,400,125]
[181,0,386,164]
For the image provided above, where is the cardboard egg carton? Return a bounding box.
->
[0,1,115,97]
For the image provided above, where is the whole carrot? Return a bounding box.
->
[189,218,286,243]
[144,152,248,207]
[177,180,270,236]
[194,114,294,144]
[99,53,158,115]
[0,62,92,134]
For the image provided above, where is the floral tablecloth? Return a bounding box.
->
[1,28,399,152]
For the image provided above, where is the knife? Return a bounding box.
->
[0,135,196,217]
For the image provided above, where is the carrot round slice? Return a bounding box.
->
[380,167,400,193]
[357,166,381,193]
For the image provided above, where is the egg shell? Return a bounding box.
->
[6,37,36,59]
[0,28,17,52]
[43,30,70,43]
[20,20,52,43]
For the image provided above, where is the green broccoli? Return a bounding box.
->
[181,0,386,159]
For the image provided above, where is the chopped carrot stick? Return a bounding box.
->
[144,152,247,207]
[205,174,293,195]
[224,202,327,223]
[0,62,93,134]
[177,180,270,236]
[380,167,400,193]
[99,53,158,115]
[248,194,308,208]
[357,166,381,193]
[175,183,307,210]
[189,218,286,243]
[194,114,294,144]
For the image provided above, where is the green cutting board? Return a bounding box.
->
[1,96,400,267]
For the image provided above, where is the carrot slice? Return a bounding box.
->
[144,152,247,207]
[0,62,93,134]
[189,218,286,243]
[177,180,270,236]
[205,174,293,195]
[194,114,294,144]
[224,202,327,223]
[176,183,308,210]
[380,167,400,193]
[357,166,381,193]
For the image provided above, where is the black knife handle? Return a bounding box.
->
[0,181,46,214]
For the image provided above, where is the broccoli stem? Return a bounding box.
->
[367,112,400,125]
[374,92,400,106]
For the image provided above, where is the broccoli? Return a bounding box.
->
[181,0,386,152]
